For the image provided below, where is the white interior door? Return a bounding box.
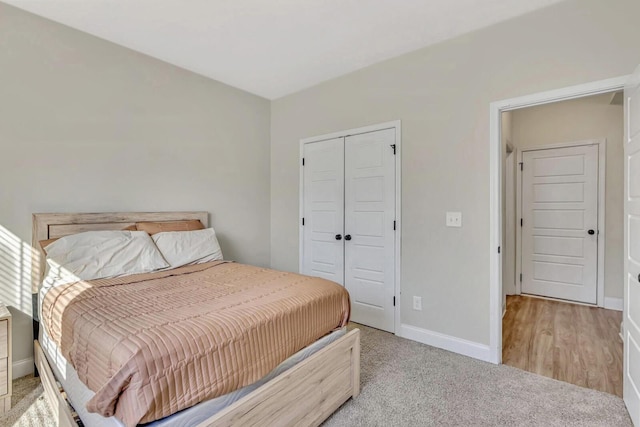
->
[302,137,345,284]
[521,144,599,304]
[344,129,396,332]
[623,65,640,426]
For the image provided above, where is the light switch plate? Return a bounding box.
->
[446,211,462,227]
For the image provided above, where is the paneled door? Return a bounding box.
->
[302,137,345,284]
[521,144,599,304]
[301,127,397,333]
[344,129,396,332]
[623,64,640,426]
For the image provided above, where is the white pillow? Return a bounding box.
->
[152,228,223,269]
[45,230,169,281]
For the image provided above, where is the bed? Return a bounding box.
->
[31,212,360,427]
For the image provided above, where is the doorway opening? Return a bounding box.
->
[499,91,624,395]
[489,76,629,365]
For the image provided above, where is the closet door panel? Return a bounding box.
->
[345,129,395,332]
[302,138,345,284]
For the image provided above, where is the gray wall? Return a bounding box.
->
[0,3,271,373]
[511,93,624,300]
[270,0,640,345]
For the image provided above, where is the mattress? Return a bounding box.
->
[39,261,350,426]
[40,326,346,427]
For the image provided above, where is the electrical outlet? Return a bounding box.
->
[446,211,462,227]
[413,296,422,311]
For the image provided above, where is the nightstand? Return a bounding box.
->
[0,304,11,414]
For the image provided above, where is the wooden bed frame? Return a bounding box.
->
[31,212,360,427]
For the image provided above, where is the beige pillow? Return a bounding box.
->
[39,225,137,254]
[135,220,204,235]
[39,238,59,253]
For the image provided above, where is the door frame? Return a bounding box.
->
[515,139,606,306]
[299,120,402,335]
[503,145,516,309]
[489,75,629,364]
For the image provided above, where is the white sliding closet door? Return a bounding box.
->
[344,129,396,332]
[302,137,345,284]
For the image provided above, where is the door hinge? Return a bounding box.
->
[302,157,305,166]
[520,273,523,282]
[302,217,305,226]
[519,162,523,171]
[520,218,523,227]
[498,246,501,254]
[393,220,396,231]
[393,296,396,306]
[391,144,396,155]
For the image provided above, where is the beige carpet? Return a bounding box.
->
[0,374,54,427]
[325,325,631,426]
[0,325,632,426]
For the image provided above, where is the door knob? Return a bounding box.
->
[335,234,342,241]
[344,234,352,241]
[588,229,595,235]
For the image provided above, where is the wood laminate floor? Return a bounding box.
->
[502,295,623,396]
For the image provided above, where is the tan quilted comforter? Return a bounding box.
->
[41,261,350,426]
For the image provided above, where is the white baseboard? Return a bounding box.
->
[13,357,34,380]
[399,324,491,363]
[604,297,623,311]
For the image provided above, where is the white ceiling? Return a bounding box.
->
[3,0,564,99]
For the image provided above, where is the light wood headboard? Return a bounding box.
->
[31,211,208,293]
